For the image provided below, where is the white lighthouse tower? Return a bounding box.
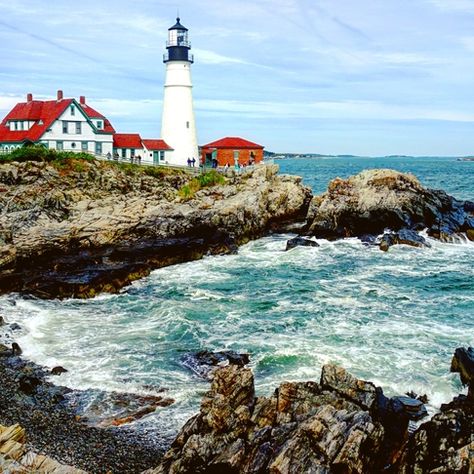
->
[161,17,198,166]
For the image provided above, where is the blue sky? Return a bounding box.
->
[1,0,473,155]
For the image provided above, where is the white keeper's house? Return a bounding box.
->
[0,90,173,165]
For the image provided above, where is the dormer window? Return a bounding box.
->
[96,120,103,129]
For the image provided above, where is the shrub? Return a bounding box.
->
[1,145,94,164]
[178,170,226,200]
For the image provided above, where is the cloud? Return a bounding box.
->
[193,49,250,65]
[196,98,474,122]
[427,0,474,12]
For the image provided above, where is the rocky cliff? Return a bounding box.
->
[0,159,311,298]
[304,169,474,248]
[148,348,473,474]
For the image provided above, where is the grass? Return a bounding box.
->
[0,145,95,164]
[178,170,226,200]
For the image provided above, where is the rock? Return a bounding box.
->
[8,323,21,331]
[391,396,428,421]
[181,350,250,380]
[65,389,174,427]
[0,162,312,299]
[0,343,10,357]
[379,229,431,251]
[451,346,474,399]
[306,169,474,241]
[11,342,22,355]
[285,236,319,251]
[397,395,474,473]
[320,363,378,410]
[51,365,68,375]
[150,364,402,474]
[467,229,474,241]
[0,423,86,473]
[0,316,4,326]
[18,374,41,395]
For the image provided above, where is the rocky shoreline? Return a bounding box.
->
[1,324,472,473]
[0,160,311,298]
[1,158,473,472]
[0,326,172,473]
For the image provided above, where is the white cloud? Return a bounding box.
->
[427,0,474,11]
[193,49,250,65]
[196,98,474,122]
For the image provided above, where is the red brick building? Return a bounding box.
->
[200,137,264,167]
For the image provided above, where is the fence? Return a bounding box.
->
[0,148,274,175]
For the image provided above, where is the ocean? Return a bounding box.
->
[1,155,473,440]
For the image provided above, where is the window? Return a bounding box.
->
[14,122,18,130]
[62,121,68,134]
[81,141,88,151]
[131,149,135,158]
[57,141,64,150]
[19,122,24,131]
[96,120,102,129]
[95,142,102,155]
[121,148,126,158]
[159,151,165,161]
[70,105,75,116]
[75,122,81,134]
[71,142,76,149]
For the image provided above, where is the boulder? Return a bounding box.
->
[11,342,22,356]
[51,366,68,376]
[379,229,431,251]
[320,364,378,411]
[451,346,474,399]
[285,236,319,251]
[18,374,41,395]
[305,169,474,241]
[150,364,403,474]
[181,350,250,380]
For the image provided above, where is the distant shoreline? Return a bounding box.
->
[265,152,474,160]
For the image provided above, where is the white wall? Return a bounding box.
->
[161,61,198,167]
[41,103,113,155]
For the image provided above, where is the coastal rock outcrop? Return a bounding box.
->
[149,348,474,474]
[0,160,311,298]
[149,363,418,474]
[397,347,474,473]
[0,423,86,473]
[305,169,474,244]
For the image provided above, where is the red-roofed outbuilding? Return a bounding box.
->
[200,136,264,167]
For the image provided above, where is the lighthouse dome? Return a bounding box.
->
[169,17,188,31]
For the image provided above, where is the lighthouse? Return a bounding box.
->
[161,17,198,166]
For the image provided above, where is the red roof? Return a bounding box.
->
[0,96,114,143]
[0,99,73,143]
[201,136,264,149]
[113,133,143,149]
[142,139,172,151]
[82,104,115,134]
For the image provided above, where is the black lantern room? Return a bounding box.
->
[164,17,194,63]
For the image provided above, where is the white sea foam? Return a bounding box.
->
[0,232,472,435]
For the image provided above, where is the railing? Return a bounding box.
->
[166,40,191,48]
